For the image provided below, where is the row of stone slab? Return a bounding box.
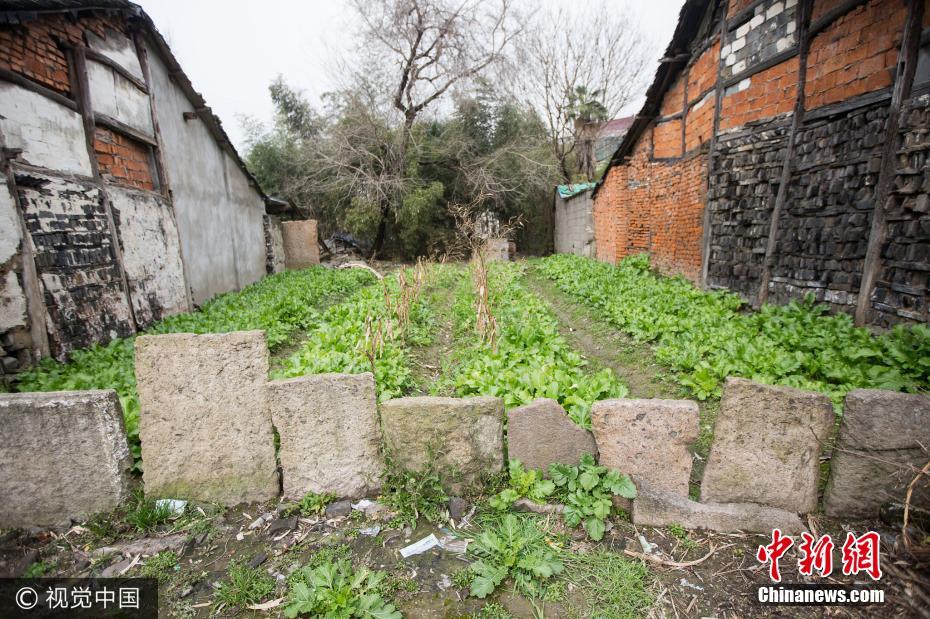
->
[1,328,927,532]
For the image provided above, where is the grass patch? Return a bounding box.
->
[137,550,179,583]
[215,560,276,609]
[561,550,653,618]
[125,491,173,533]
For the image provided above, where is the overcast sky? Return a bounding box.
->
[135,0,684,149]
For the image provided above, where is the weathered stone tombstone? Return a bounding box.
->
[281,219,319,269]
[824,389,930,519]
[268,373,383,499]
[591,398,699,497]
[701,377,833,513]
[0,390,132,528]
[633,483,806,534]
[380,396,504,490]
[507,398,597,472]
[135,331,279,505]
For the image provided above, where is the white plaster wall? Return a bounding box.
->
[108,186,189,324]
[0,83,92,175]
[86,29,144,81]
[87,61,154,137]
[0,184,27,333]
[145,41,268,304]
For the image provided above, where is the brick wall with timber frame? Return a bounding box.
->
[593,0,930,326]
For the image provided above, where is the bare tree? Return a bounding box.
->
[517,1,653,182]
[350,0,523,257]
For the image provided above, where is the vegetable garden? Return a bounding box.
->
[6,254,929,617]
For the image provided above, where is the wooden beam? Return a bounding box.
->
[93,112,158,147]
[0,67,78,111]
[808,0,870,38]
[1,156,51,361]
[756,0,813,307]
[855,0,925,325]
[681,64,689,156]
[84,47,149,93]
[72,46,139,331]
[700,6,729,289]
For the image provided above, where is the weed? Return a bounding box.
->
[488,459,555,511]
[214,560,276,608]
[284,491,337,518]
[138,551,179,583]
[283,558,401,618]
[380,455,448,528]
[471,602,516,618]
[467,514,563,599]
[452,567,473,589]
[668,523,698,551]
[125,491,173,532]
[23,561,51,578]
[561,551,653,619]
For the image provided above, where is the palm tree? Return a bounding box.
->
[568,86,609,181]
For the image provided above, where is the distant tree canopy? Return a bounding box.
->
[243,0,651,259]
[244,78,557,259]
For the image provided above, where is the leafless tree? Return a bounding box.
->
[516,1,654,182]
[349,0,523,257]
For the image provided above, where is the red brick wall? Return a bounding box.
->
[719,57,799,131]
[595,131,707,282]
[805,0,905,109]
[0,14,126,97]
[685,93,716,151]
[660,75,686,116]
[652,118,683,158]
[688,41,720,104]
[94,126,156,191]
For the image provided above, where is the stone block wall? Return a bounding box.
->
[707,117,790,297]
[282,219,320,269]
[870,94,930,324]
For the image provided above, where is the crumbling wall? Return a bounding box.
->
[15,172,134,356]
[108,186,188,325]
[768,101,889,310]
[263,215,285,274]
[0,183,30,372]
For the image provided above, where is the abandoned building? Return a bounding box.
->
[0,1,305,370]
[592,0,930,327]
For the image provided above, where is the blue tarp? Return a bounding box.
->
[556,182,597,199]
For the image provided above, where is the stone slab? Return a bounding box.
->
[507,398,597,472]
[591,398,699,497]
[824,390,930,519]
[633,484,806,534]
[136,331,278,505]
[269,373,382,499]
[282,219,319,269]
[0,390,132,528]
[381,396,504,490]
[701,378,834,513]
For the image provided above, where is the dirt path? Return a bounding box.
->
[408,268,461,396]
[523,265,721,495]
